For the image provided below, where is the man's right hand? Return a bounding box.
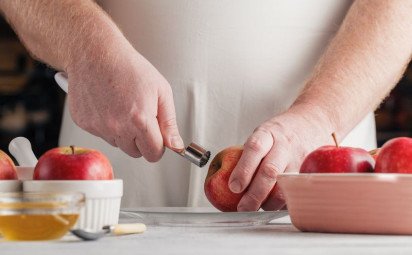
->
[0,0,184,161]
[66,46,184,161]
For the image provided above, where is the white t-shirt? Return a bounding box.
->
[60,0,376,208]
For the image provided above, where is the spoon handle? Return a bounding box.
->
[8,137,38,167]
[104,223,147,235]
[54,72,68,93]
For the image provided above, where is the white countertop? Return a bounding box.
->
[3,216,412,255]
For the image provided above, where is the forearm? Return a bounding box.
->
[0,0,131,71]
[290,0,412,142]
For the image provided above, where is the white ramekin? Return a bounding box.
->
[23,179,123,231]
[0,180,22,192]
[15,166,34,180]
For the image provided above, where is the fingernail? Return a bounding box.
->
[170,136,184,150]
[229,180,242,193]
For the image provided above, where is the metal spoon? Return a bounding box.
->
[71,223,146,241]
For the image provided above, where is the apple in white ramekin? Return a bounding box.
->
[24,146,123,231]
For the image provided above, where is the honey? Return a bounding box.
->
[0,192,84,241]
[0,214,79,241]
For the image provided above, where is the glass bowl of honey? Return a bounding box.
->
[0,192,85,241]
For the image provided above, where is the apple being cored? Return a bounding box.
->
[375,137,412,173]
[300,133,374,173]
[204,146,244,212]
[34,146,113,180]
[0,150,17,180]
[205,146,287,212]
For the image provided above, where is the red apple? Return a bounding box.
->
[204,146,244,212]
[375,137,412,173]
[300,133,374,173]
[0,150,17,180]
[34,146,113,180]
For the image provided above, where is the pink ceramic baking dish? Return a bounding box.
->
[277,173,412,235]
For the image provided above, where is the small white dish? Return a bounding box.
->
[0,180,22,192]
[23,179,123,231]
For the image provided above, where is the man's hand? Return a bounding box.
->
[229,0,412,211]
[67,48,184,161]
[229,111,331,211]
[0,0,184,161]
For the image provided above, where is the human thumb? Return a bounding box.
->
[157,87,185,151]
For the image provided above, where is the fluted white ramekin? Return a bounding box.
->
[23,179,123,230]
[0,180,22,192]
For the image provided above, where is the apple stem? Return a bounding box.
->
[332,133,339,148]
[70,145,75,155]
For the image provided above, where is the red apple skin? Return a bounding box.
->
[0,150,17,180]
[375,137,412,173]
[300,146,375,173]
[34,146,113,180]
[204,146,244,212]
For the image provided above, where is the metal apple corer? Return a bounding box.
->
[175,142,211,167]
[54,72,211,167]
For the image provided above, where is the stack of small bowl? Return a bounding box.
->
[0,138,124,241]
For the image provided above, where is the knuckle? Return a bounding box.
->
[255,126,273,135]
[143,146,164,163]
[145,153,162,163]
[115,137,141,158]
[246,136,265,153]
[260,163,280,182]
[127,150,141,158]
[133,113,148,130]
[253,125,270,134]
[132,148,142,159]
[245,192,261,204]
[242,167,254,178]
[233,165,252,179]
[159,117,177,130]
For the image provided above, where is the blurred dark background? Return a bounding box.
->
[0,17,65,158]
[0,17,411,160]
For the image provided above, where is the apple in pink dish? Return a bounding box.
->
[375,137,412,173]
[34,146,113,180]
[300,133,374,173]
